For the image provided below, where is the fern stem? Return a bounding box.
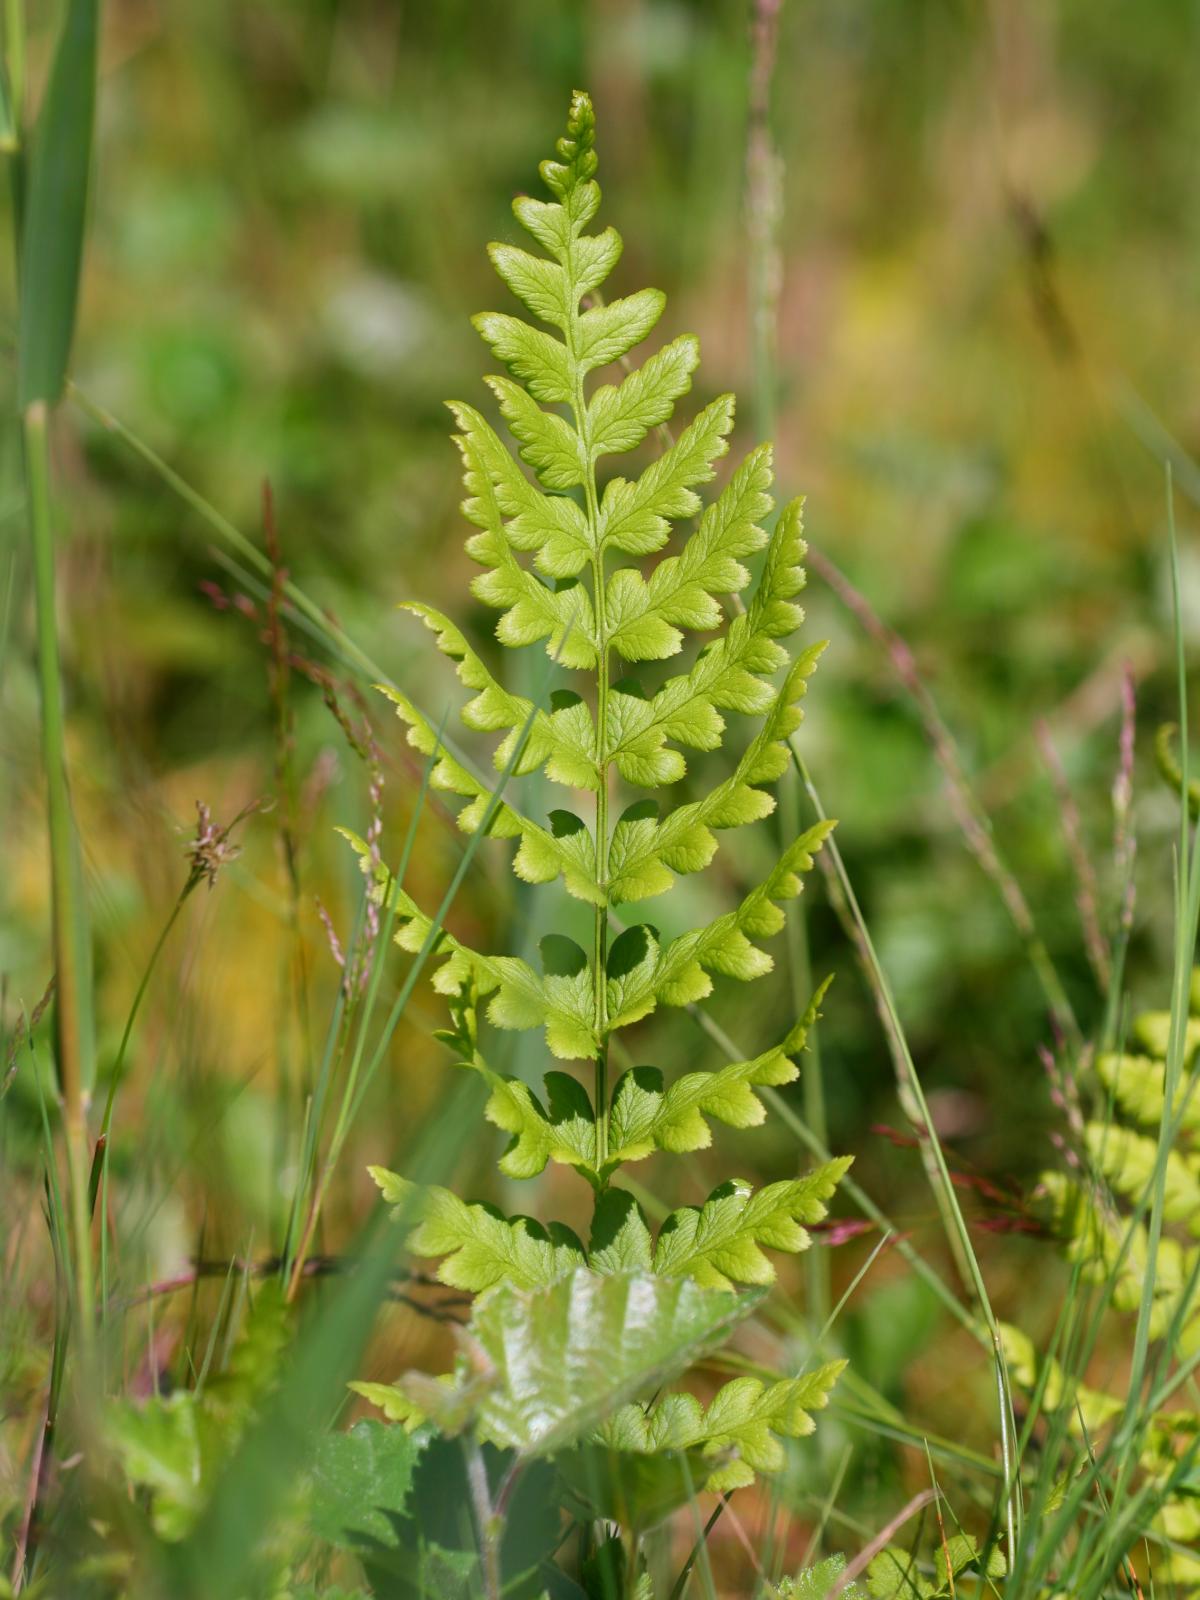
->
[590,647,610,1176]
[576,358,611,1177]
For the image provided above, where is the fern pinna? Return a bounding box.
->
[349,91,848,1529]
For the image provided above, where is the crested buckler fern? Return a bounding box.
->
[348,91,849,1557]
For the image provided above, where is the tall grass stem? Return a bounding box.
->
[23,402,95,1364]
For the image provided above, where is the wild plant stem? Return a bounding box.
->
[285,1004,355,1303]
[466,1438,502,1600]
[806,543,1079,1045]
[23,400,94,1367]
[1100,465,1200,1558]
[21,1042,73,1591]
[783,771,829,1322]
[10,1389,48,1592]
[791,741,1022,1547]
[747,0,783,448]
[826,1489,937,1600]
[669,1491,728,1600]
[89,885,191,1214]
[286,768,418,1296]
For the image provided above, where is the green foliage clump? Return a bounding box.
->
[863,1535,1006,1600]
[107,1284,293,1542]
[1002,975,1200,1584]
[779,1536,1005,1600]
[348,88,849,1575]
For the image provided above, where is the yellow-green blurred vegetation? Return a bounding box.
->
[4,0,1200,1589]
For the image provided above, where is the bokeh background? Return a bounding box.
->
[4,0,1200,1569]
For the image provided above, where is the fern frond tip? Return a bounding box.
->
[540,89,599,202]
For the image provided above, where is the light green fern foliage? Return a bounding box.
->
[352,91,847,1510]
[1009,975,1200,1580]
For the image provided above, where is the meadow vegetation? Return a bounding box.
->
[3,3,1200,1597]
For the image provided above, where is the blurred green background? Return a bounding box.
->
[3,0,1199,1555]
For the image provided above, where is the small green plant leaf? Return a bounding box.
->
[606,444,773,663]
[780,1554,866,1600]
[588,333,700,457]
[588,1188,654,1273]
[309,1420,422,1551]
[107,1394,211,1541]
[480,1065,597,1181]
[599,394,734,557]
[935,1534,1006,1586]
[866,1547,933,1600]
[345,1381,429,1430]
[107,1287,291,1542]
[1095,1048,1200,1134]
[1131,1006,1200,1059]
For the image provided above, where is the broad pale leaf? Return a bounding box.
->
[468,1268,762,1455]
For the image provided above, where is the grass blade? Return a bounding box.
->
[17,0,97,406]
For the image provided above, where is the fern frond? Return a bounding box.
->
[348,91,851,1529]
